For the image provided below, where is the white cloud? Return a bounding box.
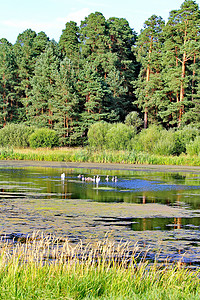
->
[0,8,92,41]
[57,7,91,25]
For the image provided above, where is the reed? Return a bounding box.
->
[0,233,199,299]
[0,147,200,166]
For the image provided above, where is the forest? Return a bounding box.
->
[0,0,199,149]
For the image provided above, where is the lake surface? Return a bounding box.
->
[0,161,200,265]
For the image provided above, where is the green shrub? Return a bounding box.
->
[105,123,135,150]
[29,128,59,148]
[0,123,36,148]
[88,121,112,149]
[186,136,200,156]
[153,129,183,156]
[136,125,162,153]
[125,111,143,131]
[174,126,199,154]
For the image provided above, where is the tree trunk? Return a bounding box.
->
[192,53,196,102]
[178,51,186,126]
[144,64,150,129]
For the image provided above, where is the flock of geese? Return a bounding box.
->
[78,174,117,183]
[61,173,117,183]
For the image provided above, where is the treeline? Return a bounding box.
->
[0,0,199,147]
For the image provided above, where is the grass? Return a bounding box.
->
[0,147,200,166]
[0,233,200,299]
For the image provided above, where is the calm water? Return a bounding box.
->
[1,161,200,265]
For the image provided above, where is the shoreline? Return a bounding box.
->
[1,159,200,173]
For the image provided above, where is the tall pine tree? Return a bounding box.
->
[0,39,17,126]
[161,0,200,127]
[134,15,165,128]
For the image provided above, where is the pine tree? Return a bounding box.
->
[33,31,50,55]
[78,12,117,132]
[0,39,17,126]
[107,17,138,119]
[78,62,111,133]
[80,12,110,59]
[27,43,60,128]
[14,29,51,120]
[59,21,80,62]
[134,15,165,128]
[161,0,200,127]
[52,58,80,145]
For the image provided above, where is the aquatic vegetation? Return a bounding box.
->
[0,147,199,166]
[0,233,199,299]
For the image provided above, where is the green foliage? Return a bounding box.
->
[59,21,80,60]
[87,121,112,149]
[133,125,199,156]
[174,126,199,154]
[105,123,135,150]
[0,147,199,166]
[153,129,181,156]
[29,128,59,148]
[0,5,200,145]
[186,136,200,156]
[0,234,200,300]
[125,111,143,131]
[0,123,35,147]
[135,125,162,153]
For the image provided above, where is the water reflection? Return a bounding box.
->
[0,164,200,265]
[0,166,199,208]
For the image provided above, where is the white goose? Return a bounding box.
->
[96,175,100,185]
[61,173,65,180]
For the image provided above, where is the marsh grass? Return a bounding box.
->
[0,233,200,299]
[0,147,200,166]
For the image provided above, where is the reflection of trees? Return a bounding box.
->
[142,218,146,231]
[176,194,181,207]
[4,166,200,208]
[174,217,181,229]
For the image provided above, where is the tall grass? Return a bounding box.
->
[0,233,200,299]
[0,147,200,166]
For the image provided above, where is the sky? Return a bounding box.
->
[1,0,199,44]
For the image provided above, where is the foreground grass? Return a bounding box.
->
[0,234,200,299]
[0,147,200,166]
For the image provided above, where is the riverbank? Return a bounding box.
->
[1,158,200,174]
[0,233,200,300]
[0,147,200,167]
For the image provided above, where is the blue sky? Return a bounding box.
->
[1,0,197,44]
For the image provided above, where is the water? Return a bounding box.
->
[0,161,200,265]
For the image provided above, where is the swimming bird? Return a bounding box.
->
[96,175,100,185]
[61,173,65,180]
[105,175,109,182]
[112,176,117,182]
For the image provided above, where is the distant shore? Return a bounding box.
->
[1,159,200,174]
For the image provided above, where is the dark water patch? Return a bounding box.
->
[95,216,200,231]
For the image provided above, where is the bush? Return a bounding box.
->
[153,129,181,156]
[105,123,135,150]
[88,121,112,149]
[29,128,59,148]
[125,111,143,131]
[0,123,36,148]
[175,126,199,154]
[135,125,162,153]
[186,136,200,156]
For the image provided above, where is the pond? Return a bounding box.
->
[0,160,200,265]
